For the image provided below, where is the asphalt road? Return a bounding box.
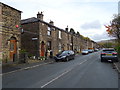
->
[2,51,119,88]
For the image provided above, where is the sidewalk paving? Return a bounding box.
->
[114,56,120,73]
[114,62,120,73]
[2,58,55,74]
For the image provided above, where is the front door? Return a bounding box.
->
[10,37,17,61]
[41,41,45,57]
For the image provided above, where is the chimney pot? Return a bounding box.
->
[49,20,54,25]
[65,26,68,32]
[37,11,44,20]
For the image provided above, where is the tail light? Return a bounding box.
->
[101,53,106,55]
[112,52,117,55]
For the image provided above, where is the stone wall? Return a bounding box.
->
[0,4,2,60]
[61,31,68,51]
[21,12,100,58]
[51,28,59,56]
[1,3,21,63]
[21,22,39,57]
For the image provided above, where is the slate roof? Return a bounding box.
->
[21,17,64,32]
[21,17,39,24]
[21,17,78,35]
[21,17,96,41]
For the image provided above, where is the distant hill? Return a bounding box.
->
[97,39,117,48]
[97,39,117,44]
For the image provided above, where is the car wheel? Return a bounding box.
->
[55,60,58,62]
[66,57,69,61]
[73,57,75,60]
[101,58,104,62]
[116,59,119,62]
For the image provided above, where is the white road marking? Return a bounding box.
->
[41,60,88,88]
[41,68,72,88]
[78,59,87,65]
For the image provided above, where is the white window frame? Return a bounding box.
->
[59,31,62,39]
[59,43,62,52]
[47,27,51,36]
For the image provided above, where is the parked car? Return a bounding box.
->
[94,48,99,52]
[81,50,89,55]
[88,49,94,53]
[54,50,75,62]
[101,48,118,62]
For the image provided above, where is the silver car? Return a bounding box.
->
[101,48,118,62]
[81,50,89,55]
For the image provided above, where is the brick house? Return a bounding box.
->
[0,2,22,63]
[21,12,85,59]
[21,12,66,58]
[21,12,99,59]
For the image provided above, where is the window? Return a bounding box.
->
[59,31,61,39]
[68,34,69,40]
[59,43,62,52]
[51,28,55,31]
[10,43,14,51]
[47,27,51,36]
[47,41,51,50]
[42,23,44,26]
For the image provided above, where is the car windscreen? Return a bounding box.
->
[61,51,69,55]
[83,50,88,51]
[103,50,115,53]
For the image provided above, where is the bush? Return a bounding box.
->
[115,45,120,57]
[20,49,27,53]
[40,56,45,60]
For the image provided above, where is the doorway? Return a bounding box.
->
[10,37,17,61]
[41,41,45,57]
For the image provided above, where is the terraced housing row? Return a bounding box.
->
[0,2,100,63]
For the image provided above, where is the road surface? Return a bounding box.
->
[2,51,119,88]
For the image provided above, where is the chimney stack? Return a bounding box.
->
[49,20,54,26]
[37,12,44,20]
[65,26,68,32]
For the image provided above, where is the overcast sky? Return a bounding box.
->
[1,0,119,42]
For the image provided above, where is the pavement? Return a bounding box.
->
[114,62,120,73]
[2,58,55,74]
[113,56,120,74]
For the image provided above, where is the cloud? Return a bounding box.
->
[2,0,118,3]
[0,0,118,41]
[90,32,114,42]
[80,20,101,30]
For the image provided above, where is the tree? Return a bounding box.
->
[103,42,114,48]
[106,14,120,55]
[108,15,120,43]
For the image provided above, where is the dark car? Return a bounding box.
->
[54,50,75,62]
[101,48,118,62]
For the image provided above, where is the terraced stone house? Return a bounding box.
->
[0,2,22,63]
[21,12,99,59]
[21,12,68,58]
[21,12,84,58]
